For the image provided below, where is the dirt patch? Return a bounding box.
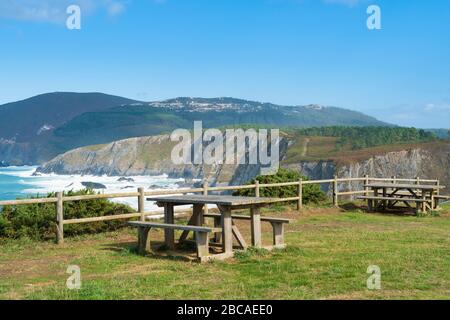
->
[0,256,70,278]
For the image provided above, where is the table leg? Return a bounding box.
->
[137,226,152,255]
[220,206,233,254]
[251,206,262,247]
[193,203,204,228]
[430,190,436,210]
[164,203,175,249]
[424,190,430,213]
[213,216,222,243]
[415,198,420,214]
[421,191,427,213]
[232,223,248,249]
[374,188,379,209]
[368,198,373,211]
[387,188,395,208]
[179,204,204,242]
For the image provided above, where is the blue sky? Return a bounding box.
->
[0,0,449,128]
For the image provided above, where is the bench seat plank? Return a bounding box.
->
[128,221,221,233]
[357,196,428,202]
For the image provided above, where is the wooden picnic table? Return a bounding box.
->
[360,183,445,214]
[145,195,283,261]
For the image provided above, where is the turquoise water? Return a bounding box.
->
[0,166,37,200]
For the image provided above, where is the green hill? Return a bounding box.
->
[52,98,390,150]
[0,92,138,142]
[0,94,391,165]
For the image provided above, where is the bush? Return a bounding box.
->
[0,189,133,240]
[233,168,326,204]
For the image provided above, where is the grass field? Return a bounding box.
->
[1,203,449,300]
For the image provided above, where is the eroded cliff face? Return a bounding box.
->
[282,161,336,191]
[36,135,449,192]
[337,149,448,180]
[37,135,182,176]
[335,147,450,193]
[36,134,291,187]
[284,146,449,193]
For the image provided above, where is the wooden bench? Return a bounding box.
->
[128,221,221,261]
[357,195,429,211]
[203,213,291,248]
[357,196,428,202]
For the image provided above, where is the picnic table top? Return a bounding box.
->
[146,195,280,206]
[364,183,445,190]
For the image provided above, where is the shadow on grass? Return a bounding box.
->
[339,201,420,217]
[101,240,201,262]
[100,241,138,254]
[339,202,362,211]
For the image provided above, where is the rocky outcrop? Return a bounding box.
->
[0,160,10,167]
[81,182,107,189]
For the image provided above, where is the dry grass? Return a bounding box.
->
[1,203,449,300]
[283,136,450,166]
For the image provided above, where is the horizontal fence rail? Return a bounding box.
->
[0,197,58,206]
[0,175,442,244]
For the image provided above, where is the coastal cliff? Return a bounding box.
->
[283,146,450,193]
[35,134,290,186]
[36,135,450,192]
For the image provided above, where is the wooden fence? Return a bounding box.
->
[0,175,443,244]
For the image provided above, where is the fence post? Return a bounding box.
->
[56,192,64,245]
[255,180,260,197]
[392,175,396,184]
[364,174,369,197]
[297,178,303,211]
[203,181,209,216]
[434,179,440,209]
[333,175,338,207]
[416,176,420,185]
[138,187,145,222]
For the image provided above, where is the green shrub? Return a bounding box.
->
[233,168,326,204]
[0,189,133,240]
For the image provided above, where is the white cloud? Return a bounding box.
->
[0,0,127,24]
[424,103,450,112]
[106,1,125,17]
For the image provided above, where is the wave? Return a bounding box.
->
[0,166,193,211]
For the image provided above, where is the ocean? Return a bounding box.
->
[0,166,187,211]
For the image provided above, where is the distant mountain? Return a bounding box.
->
[0,92,138,142]
[53,97,390,149]
[0,94,391,165]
